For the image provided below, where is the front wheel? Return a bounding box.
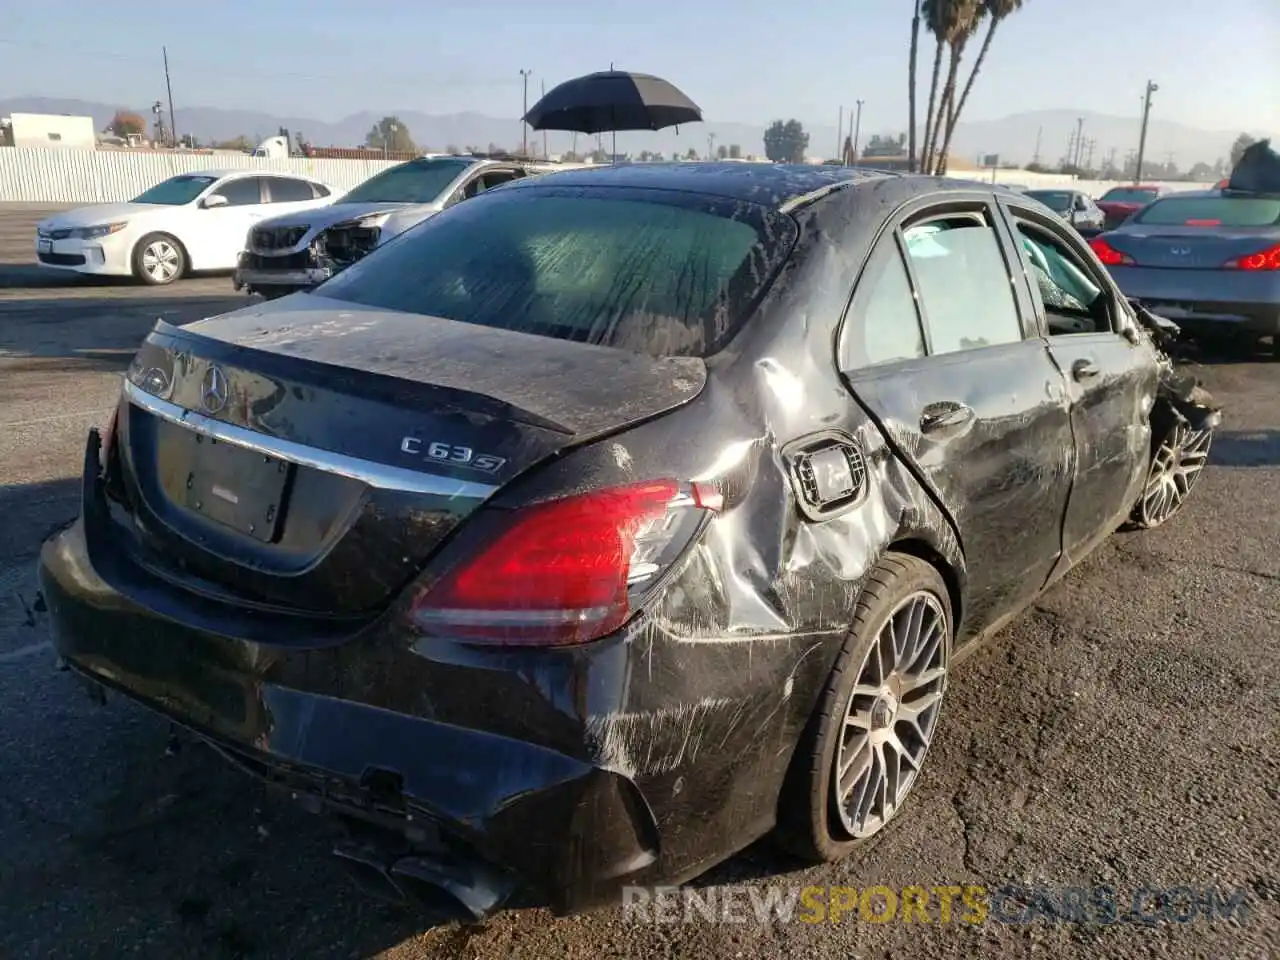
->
[132,233,186,286]
[777,553,953,863]
[1129,421,1213,529]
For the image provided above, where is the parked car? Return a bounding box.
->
[41,163,1219,923]
[35,170,335,286]
[1095,184,1166,230]
[1089,188,1280,355]
[1024,189,1105,235]
[232,155,579,299]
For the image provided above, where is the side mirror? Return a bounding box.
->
[202,194,229,209]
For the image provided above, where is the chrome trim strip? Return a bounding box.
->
[122,380,498,500]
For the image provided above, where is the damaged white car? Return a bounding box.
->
[232,155,582,299]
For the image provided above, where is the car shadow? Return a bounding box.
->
[0,262,123,289]
[1212,429,1280,467]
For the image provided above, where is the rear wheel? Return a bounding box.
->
[132,233,186,286]
[1129,421,1213,529]
[777,553,952,862]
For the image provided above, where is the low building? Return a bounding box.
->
[1,112,97,149]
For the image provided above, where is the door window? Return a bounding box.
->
[902,215,1022,355]
[1011,216,1112,335]
[264,176,317,203]
[210,177,263,206]
[840,238,926,369]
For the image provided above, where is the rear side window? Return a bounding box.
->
[313,187,798,358]
[1101,188,1158,204]
[264,177,316,203]
[903,218,1022,355]
[212,178,263,206]
[312,183,331,198]
[840,240,925,369]
[1134,196,1280,227]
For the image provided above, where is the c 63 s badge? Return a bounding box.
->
[400,437,507,474]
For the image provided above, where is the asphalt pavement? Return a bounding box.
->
[0,203,1276,960]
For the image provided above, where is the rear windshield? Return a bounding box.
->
[338,158,474,204]
[1134,196,1280,227]
[1026,190,1073,212]
[313,186,798,358]
[1100,188,1158,204]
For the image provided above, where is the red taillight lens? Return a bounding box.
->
[1223,242,1280,271]
[1088,236,1134,266]
[410,479,720,646]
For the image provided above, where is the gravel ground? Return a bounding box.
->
[0,203,1276,960]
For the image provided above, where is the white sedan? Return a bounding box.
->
[34,169,335,285]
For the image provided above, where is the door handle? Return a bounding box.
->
[1071,358,1100,382]
[919,401,975,436]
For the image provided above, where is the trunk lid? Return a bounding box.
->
[1106,225,1280,270]
[111,295,705,616]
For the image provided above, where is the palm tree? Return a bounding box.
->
[920,0,974,174]
[929,0,982,174]
[908,0,923,172]
[934,0,1025,175]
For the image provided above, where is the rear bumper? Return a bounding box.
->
[232,265,332,292]
[1108,266,1280,337]
[36,435,665,916]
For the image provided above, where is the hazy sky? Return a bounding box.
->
[2,0,1277,135]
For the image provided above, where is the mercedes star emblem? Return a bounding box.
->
[200,365,229,414]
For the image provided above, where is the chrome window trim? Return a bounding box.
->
[123,380,498,500]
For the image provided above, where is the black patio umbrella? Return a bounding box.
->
[523,70,702,159]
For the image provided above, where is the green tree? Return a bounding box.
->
[685,146,699,160]
[1229,133,1257,168]
[716,143,729,160]
[365,116,417,153]
[728,143,742,159]
[926,0,983,174]
[109,111,146,138]
[763,119,810,163]
[215,135,252,151]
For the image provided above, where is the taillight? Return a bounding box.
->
[409,479,721,647]
[1223,242,1280,271]
[1088,236,1134,266]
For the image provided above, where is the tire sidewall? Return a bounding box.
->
[132,233,186,286]
[798,554,953,862]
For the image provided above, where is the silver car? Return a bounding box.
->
[1088,189,1280,355]
[233,156,573,298]
[1024,189,1106,236]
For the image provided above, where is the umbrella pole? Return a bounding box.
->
[612,129,617,164]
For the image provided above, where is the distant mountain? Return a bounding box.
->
[2,96,1267,168]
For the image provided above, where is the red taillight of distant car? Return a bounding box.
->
[1223,241,1280,271]
[409,479,722,646]
[1088,236,1135,266]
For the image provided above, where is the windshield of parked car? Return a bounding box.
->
[1099,187,1158,204]
[338,158,474,204]
[131,175,219,205]
[1133,195,1280,227]
[313,186,798,358]
[1025,190,1073,212]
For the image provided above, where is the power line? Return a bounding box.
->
[0,38,519,88]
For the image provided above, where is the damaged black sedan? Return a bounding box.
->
[40,163,1220,922]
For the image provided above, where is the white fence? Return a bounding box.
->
[0,148,400,203]
[0,146,1219,204]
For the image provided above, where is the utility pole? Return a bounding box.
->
[1072,116,1085,169]
[163,47,177,147]
[1032,125,1043,165]
[851,99,864,168]
[1134,80,1158,185]
[541,79,548,158]
[519,69,533,156]
[1084,138,1097,171]
[836,105,844,162]
[708,131,717,160]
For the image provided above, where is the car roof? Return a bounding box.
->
[184,168,318,182]
[503,161,907,210]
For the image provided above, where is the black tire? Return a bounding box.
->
[254,285,296,301]
[776,552,953,863]
[131,233,187,286]
[1127,419,1213,529]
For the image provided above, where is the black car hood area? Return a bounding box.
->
[181,293,707,437]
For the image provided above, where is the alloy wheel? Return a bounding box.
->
[833,590,948,840]
[1137,422,1212,527]
[141,240,181,283]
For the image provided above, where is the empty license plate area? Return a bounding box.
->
[164,431,293,543]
